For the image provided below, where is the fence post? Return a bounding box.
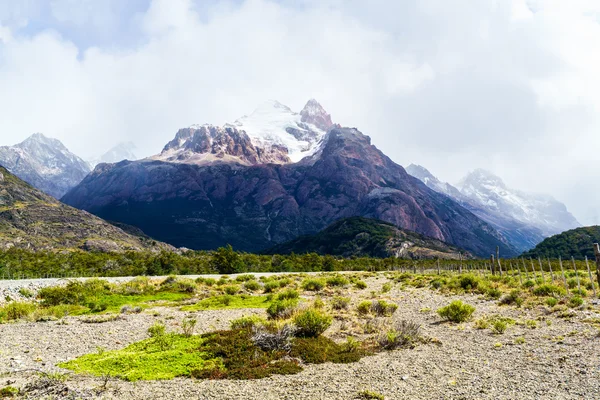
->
[538,258,545,283]
[547,258,554,284]
[594,243,600,286]
[559,256,567,288]
[572,257,581,295]
[585,256,596,298]
[522,258,529,281]
[490,255,495,275]
[437,259,440,275]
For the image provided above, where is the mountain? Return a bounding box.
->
[521,226,600,260]
[265,217,470,259]
[0,166,168,252]
[62,100,517,258]
[0,133,91,199]
[90,142,138,167]
[406,165,580,253]
[153,100,332,166]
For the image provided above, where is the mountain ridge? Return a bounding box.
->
[63,101,517,258]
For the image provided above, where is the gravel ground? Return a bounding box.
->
[1,275,600,399]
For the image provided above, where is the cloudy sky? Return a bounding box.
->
[0,0,599,225]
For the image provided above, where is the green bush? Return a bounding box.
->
[569,296,584,308]
[267,299,299,320]
[0,386,19,397]
[498,289,523,307]
[355,280,368,289]
[331,296,350,310]
[491,320,507,334]
[263,281,279,293]
[437,300,475,323]
[533,284,566,297]
[381,283,392,293]
[458,275,480,290]
[235,274,255,282]
[545,297,558,307]
[243,280,261,292]
[293,309,332,337]
[276,289,299,301]
[223,285,240,295]
[326,275,349,287]
[357,301,372,316]
[371,300,398,317]
[301,279,325,292]
[230,315,266,330]
[0,302,35,322]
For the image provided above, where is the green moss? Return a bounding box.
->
[181,295,272,311]
[60,335,219,381]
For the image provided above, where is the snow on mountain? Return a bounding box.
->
[153,99,333,166]
[456,169,580,237]
[90,142,138,167]
[0,133,91,198]
[230,99,330,163]
[406,164,580,252]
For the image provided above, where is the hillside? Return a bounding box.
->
[521,226,600,260]
[0,166,169,252]
[265,217,470,259]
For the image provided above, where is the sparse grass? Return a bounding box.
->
[358,390,385,400]
[181,295,272,311]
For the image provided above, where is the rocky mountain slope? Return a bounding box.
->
[0,134,91,198]
[406,165,580,252]
[0,166,168,252]
[89,142,138,167]
[265,217,470,259]
[63,100,516,257]
[521,226,600,260]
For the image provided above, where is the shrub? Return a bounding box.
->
[498,289,523,307]
[326,275,349,287]
[381,283,392,293]
[148,322,172,350]
[182,318,197,337]
[459,275,480,290]
[313,297,325,309]
[277,278,292,288]
[235,274,255,282]
[491,320,507,334]
[294,309,332,337]
[302,279,325,292]
[437,300,475,323]
[331,296,350,310]
[251,324,296,352]
[18,288,34,298]
[230,315,266,330]
[223,285,240,295]
[569,296,584,308]
[485,287,502,299]
[290,335,364,364]
[546,297,558,307]
[523,280,535,288]
[263,281,280,293]
[378,320,420,349]
[243,280,261,292]
[276,289,299,301]
[371,300,398,317]
[148,322,166,338]
[533,284,566,297]
[0,386,18,397]
[357,390,384,400]
[267,299,299,320]
[474,318,489,329]
[357,301,372,316]
[0,302,35,321]
[430,278,446,290]
[355,280,368,290]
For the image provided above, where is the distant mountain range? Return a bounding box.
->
[62,100,516,257]
[406,165,580,253]
[265,217,470,259]
[0,166,168,252]
[0,133,90,199]
[89,142,138,167]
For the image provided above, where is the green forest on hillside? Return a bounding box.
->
[522,226,600,260]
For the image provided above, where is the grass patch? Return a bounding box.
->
[181,295,272,311]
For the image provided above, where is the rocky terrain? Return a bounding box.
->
[0,133,91,199]
[62,101,516,258]
[407,165,580,252]
[266,217,470,259]
[0,273,599,400]
[0,167,169,252]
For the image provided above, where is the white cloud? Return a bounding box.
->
[0,0,599,225]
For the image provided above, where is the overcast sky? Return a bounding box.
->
[0,0,599,225]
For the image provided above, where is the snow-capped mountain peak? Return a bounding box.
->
[230,99,330,163]
[0,133,91,198]
[89,142,138,167]
[155,99,333,166]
